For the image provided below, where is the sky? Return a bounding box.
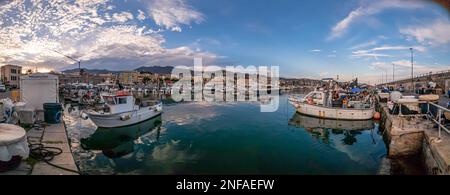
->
[0,0,449,84]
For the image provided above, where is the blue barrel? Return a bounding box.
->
[43,103,63,124]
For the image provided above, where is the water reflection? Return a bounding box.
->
[288,113,384,168]
[289,113,376,145]
[80,115,162,158]
[63,94,388,174]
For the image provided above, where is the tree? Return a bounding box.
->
[142,76,151,85]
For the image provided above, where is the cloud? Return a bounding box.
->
[327,54,337,58]
[349,40,378,50]
[328,0,425,40]
[137,9,146,21]
[112,11,134,23]
[319,72,329,77]
[351,45,425,59]
[310,49,321,52]
[400,19,450,46]
[352,53,392,58]
[0,0,217,71]
[329,7,365,40]
[371,45,426,52]
[147,0,205,32]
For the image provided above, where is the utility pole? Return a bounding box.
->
[410,48,414,93]
[392,63,395,82]
[381,72,384,85]
[385,69,388,84]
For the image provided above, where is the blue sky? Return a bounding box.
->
[0,0,449,84]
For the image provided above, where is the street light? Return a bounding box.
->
[385,69,388,84]
[410,48,414,93]
[392,63,395,82]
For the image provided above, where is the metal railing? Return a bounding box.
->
[426,102,450,138]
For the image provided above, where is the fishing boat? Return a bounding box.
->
[289,79,374,120]
[82,91,162,128]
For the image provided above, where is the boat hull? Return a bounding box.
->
[87,107,162,128]
[292,102,374,120]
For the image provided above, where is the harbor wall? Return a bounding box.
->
[378,101,450,175]
[379,103,424,157]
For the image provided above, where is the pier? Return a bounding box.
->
[377,97,450,175]
[0,112,79,175]
[30,122,79,175]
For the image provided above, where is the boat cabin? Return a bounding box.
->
[303,91,325,105]
[102,92,135,114]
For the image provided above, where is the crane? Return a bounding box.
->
[50,49,82,75]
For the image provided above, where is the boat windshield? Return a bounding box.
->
[116,97,127,104]
[103,96,116,105]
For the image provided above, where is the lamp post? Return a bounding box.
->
[392,63,395,82]
[381,72,384,85]
[385,69,388,84]
[410,48,414,93]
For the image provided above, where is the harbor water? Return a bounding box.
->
[63,94,388,175]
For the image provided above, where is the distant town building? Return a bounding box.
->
[57,72,111,85]
[1,64,22,88]
[98,73,115,83]
[119,71,140,85]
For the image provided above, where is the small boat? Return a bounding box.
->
[83,91,162,128]
[290,86,374,121]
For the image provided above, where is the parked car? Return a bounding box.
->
[0,84,6,92]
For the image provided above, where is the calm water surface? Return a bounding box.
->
[63,95,387,175]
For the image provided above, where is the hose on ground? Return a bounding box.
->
[28,143,82,175]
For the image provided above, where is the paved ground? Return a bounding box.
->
[31,123,79,175]
[1,123,79,175]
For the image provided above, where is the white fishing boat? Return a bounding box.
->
[290,90,374,121]
[82,91,162,128]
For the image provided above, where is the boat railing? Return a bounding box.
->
[426,102,450,138]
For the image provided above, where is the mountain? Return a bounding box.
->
[134,66,174,74]
[62,68,121,74]
[62,66,175,75]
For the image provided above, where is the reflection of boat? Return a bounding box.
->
[80,115,162,158]
[83,91,162,128]
[289,113,374,145]
[289,113,374,131]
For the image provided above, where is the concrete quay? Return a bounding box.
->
[378,99,450,175]
[31,123,79,175]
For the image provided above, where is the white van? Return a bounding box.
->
[0,84,6,92]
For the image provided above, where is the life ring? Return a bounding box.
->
[307,97,314,105]
[54,111,62,123]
